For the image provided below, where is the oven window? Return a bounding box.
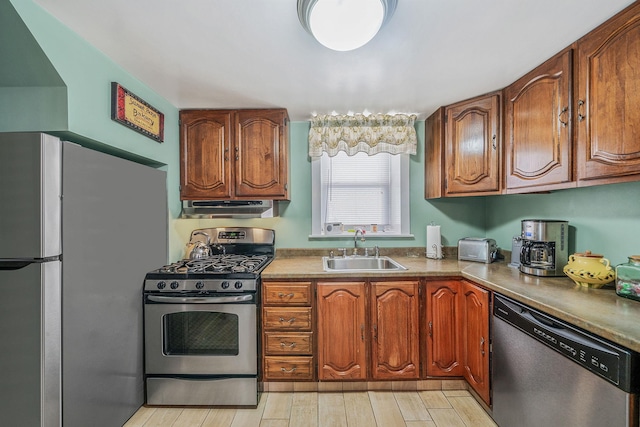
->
[163,311,239,356]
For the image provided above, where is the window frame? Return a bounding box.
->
[310,151,412,238]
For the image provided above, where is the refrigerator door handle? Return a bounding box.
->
[0,256,61,270]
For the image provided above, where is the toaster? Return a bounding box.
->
[458,238,498,263]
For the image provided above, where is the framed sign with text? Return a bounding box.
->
[111,82,164,142]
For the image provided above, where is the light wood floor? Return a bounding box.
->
[123,389,497,427]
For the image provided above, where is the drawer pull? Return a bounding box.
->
[279,317,297,324]
[280,367,297,373]
[278,292,295,298]
[280,342,297,348]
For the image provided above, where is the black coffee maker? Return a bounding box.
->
[519,219,568,276]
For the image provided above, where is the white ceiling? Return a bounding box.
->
[34,0,635,121]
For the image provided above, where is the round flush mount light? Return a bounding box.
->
[298,0,398,51]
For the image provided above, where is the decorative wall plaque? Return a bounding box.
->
[111,82,164,142]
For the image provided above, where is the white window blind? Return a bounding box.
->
[322,151,399,227]
[311,151,410,237]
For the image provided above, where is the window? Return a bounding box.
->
[311,151,410,237]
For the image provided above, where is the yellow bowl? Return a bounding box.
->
[563,266,615,289]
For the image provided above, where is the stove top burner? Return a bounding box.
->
[157,254,270,275]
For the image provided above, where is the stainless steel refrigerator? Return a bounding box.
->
[0,133,168,426]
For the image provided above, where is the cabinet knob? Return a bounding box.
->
[492,134,497,150]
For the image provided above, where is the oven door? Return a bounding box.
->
[144,294,256,376]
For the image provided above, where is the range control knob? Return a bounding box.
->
[221,281,230,289]
[170,281,180,290]
[157,281,166,290]
[234,281,243,289]
[195,281,205,290]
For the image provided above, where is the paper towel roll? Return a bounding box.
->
[426,225,442,259]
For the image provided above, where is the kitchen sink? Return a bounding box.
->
[322,256,407,272]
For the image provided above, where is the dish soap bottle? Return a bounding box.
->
[615,255,640,301]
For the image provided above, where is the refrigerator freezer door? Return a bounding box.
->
[0,132,62,259]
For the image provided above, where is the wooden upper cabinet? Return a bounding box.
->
[444,92,502,196]
[460,280,490,405]
[180,110,233,200]
[235,109,289,199]
[576,2,640,186]
[504,49,575,193]
[179,108,289,201]
[370,281,420,380]
[425,108,445,199]
[426,280,463,377]
[317,282,367,380]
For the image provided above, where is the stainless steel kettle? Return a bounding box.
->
[188,241,211,259]
[185,231,211,259]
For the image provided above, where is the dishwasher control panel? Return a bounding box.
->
[494,295,639,393]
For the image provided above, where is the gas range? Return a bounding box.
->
[144,254,272,292]
[144,227,275,293]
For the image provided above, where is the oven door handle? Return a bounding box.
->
[146,294,254,304]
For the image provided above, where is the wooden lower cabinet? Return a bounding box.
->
[263,356,314,380]
[426,280,464,376]
[316,280,420,381]
[317,282,367,380]
[262,281,314,381]
[370,281,420,380]
[460,280,490,405]
[262,277,490,402]
[426,279,491,405]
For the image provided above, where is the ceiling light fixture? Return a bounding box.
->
[298,0,397,52]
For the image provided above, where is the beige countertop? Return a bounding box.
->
[263,254,640,353]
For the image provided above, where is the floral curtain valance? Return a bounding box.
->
[308,113,418,157]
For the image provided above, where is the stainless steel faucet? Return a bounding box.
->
[353,228,365,255]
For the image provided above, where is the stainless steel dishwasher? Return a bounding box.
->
[492,294,639,427]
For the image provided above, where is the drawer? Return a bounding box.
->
[263,307,312,331]
[263,356,314,380]
[263,282,312,305]
[264,332,313,355]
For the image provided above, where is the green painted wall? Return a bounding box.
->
[485,181,640,266]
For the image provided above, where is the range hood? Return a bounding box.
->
[180,200,278,219]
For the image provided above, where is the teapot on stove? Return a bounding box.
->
[185,231,211,259]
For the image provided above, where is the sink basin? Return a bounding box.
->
[322,256,407,272]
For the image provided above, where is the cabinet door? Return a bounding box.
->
[235,109,289,200]
[445,92,501,196]
[179,110,233,199]
[461,280,490,405]
[370,281,420,380]
[317,282,367,380]
[576,2,640,185]
[505,49,574,192]
[426,280,464,377]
